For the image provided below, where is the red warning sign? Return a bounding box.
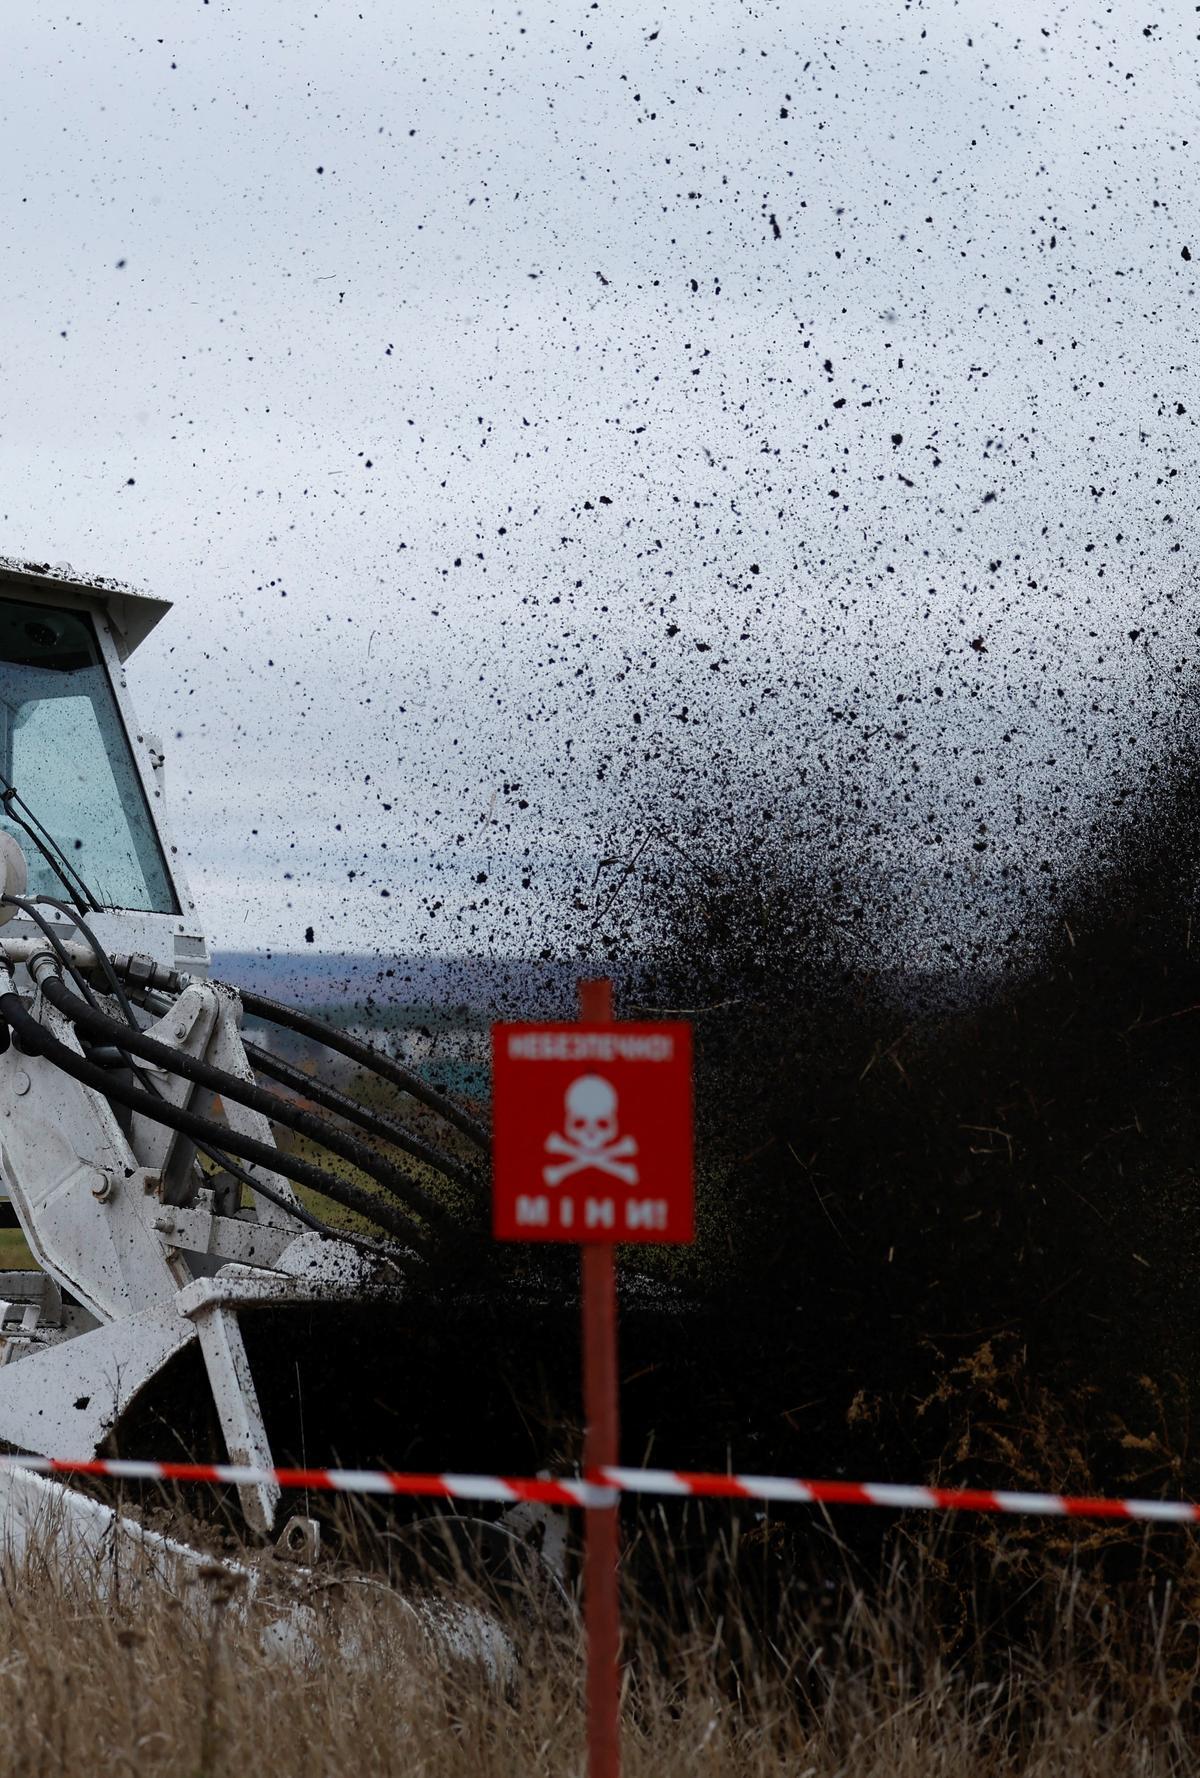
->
[491,1022,694,1243]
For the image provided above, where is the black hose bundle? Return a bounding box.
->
[0,897,407,1256]
[37,973,456,1235]
[0,894,491,1259]
[242,1037,486,1208]
[236,988,490,1151]
[0,989,431,1258]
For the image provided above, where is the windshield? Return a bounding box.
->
[0,599,177,914]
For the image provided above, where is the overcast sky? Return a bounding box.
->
[0,0,1194,962]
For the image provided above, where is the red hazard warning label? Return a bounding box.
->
[491,1022,694,1243]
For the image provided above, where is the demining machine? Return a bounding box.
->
[0,557,505,1571]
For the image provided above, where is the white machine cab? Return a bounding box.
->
[0,559,209,976]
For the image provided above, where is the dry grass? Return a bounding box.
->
[1,1514,1199,1776]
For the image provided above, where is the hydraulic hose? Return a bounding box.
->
[0,910,406,1262]
[243,1038,486,1206]
[37,972,454,1234]
[2,897,102,1010]
[0,990,431,1256]
[236,988,491,1152]
[1,902,377,1252]
[31,896,140,1024]
[188,1145,401,1262]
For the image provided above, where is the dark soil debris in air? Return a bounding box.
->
[16,0,1200,1620]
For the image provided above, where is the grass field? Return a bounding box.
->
[2,1076,1195,1770]
[1,1520,1197,1776]
[0,1225,31,1269]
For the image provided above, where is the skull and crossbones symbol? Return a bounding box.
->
[543,1074,639,1187]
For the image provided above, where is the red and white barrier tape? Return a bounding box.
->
[0,1455,601,1508]
[602,1470,1200,1523]
[2,1454,1199,1524]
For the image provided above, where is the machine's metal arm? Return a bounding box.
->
[0,961,402,1534]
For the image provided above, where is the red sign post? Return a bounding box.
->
[492,982,694,1778]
